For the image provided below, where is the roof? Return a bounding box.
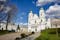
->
[51,18,60,25]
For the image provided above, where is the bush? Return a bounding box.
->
[15,37,20,40]
[20,33,26,38]
[31,31,35,34]
[8,30,15,32]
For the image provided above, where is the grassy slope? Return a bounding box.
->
[35,28,60,40]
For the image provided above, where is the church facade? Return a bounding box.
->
[28,8,51,32]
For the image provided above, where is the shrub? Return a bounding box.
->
[15,37,20,40]
[31,31,35,34]
[8,30,15,32]
[20,33,26,38]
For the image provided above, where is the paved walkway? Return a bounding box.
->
[21,32,40,40]
[0,32,21,40]
[0,32,40,40]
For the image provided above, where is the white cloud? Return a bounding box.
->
[0,0,6,1]
[0,5,4,11]
[20,23,23,25]
[2,6,11,13]
[19,23,28,25]
[23,23,28,25]
[32,1,35,4]
[5,6,11,13]
[36,0,60,6]
[20,17,23,19]
[46,4,60,18]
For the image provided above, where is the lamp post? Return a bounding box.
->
[55,24,59,40]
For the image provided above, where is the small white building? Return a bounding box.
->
[50,18,60,28]
[0,22,17,32]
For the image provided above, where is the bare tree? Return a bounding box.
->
[0,1,7,29]
[0,0,17,30]
[5,5,17,30]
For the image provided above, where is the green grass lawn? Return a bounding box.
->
[0,30,15,35]
[35,28,60,40]
[0,30,9,35]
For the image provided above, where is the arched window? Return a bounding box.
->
[35,28,37,32]
[41,19,42,22]
[35,20,36,23]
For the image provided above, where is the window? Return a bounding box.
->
[35,29,37,32]
[35,21,36,23]
[41,20,42,22]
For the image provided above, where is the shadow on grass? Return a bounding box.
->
[0,30,15,35]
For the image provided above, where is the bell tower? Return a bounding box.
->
[39,8,46,22]
[28,11,34,32]
[39,8,46,30]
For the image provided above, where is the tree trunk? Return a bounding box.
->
[6,21,8,30]
[6,13,10,30]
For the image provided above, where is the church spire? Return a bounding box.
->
[28,11,34,23]
[39,8,46,23]
[29,11,33,18]
[39,8,45,18]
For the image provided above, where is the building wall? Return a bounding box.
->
[0,23,17,32]
[0,23,6,30]
[28,8,46,32]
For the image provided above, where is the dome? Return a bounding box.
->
[29,11,33,16]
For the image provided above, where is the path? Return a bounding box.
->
[0,32,21,40]
[0,32,40,40]
[21,32,40,40]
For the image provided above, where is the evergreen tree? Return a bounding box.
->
[17,25,20,30]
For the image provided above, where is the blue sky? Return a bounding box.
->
[7,0,60,25]
[9,0,39,25]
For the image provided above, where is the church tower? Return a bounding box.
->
[28,11,34,32]
[28,8,47,32]
[39,8,46,30]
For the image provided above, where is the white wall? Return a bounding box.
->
[0,23,17,31]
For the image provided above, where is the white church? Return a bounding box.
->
[28,8,60,32]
